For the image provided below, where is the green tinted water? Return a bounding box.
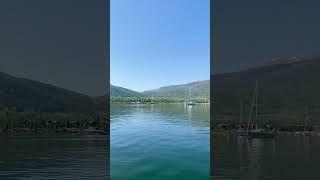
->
[111,104,210,179]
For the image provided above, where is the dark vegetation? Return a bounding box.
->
[110,85,141,97]
[0,110,108,134]
[0,72,106,112]
[143,80,209,98]
[0,72,107,134]
[111,96,209,104]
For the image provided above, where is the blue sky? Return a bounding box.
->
[111,0,209,92]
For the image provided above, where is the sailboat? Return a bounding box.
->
[187,87,196,106]
[236,98,247,136]
[150,95,155,104]
[304,106,311,136]
[246,81,275,138]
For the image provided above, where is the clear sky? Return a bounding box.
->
[111,0,210,92]
[213,0,320,74]
[0,0,107,96]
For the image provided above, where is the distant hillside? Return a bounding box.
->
[143,80,209,98]
[110,80,210,99]
[212,57,320,121]
[110,85,141,97]
[0,72,102,112]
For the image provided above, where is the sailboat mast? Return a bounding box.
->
[247,82,257,131]
[256,80,258,125]
[240,98,243,124]
[185,91,186,100]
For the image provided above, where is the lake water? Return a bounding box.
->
[0,135,108,179]
[111,104,210,179]
[212,134,320,180]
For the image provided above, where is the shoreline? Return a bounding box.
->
[212,130,320,137]
[111,102,210,105]
[0,127,107,136]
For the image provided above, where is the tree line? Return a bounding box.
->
[111,96,209,103]
[0,109,108,133]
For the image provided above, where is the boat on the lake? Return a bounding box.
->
[150,95,156,104]
[247,128,275,138]
[244,81,275,138]
[236,99,247,136]
[187,101,196,106]
[186,86,197,106]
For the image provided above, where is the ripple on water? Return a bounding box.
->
[0,135,107,179]
[111,104,210,179]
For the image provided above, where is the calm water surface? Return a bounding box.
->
[0,135,108,179]
[111,104,210,179]
[213,134,320,180]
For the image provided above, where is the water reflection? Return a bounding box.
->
[0,135,107,179]
[111,104,210,180]
[213,135,320,180]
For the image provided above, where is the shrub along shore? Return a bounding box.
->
[0,110,108,135]
[111,96,209,104]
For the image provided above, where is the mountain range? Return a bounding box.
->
[0,72,105,112]
[111,80,210,99]
[2,56,320,116]
[212,57,320,121]
[110,85,141,97]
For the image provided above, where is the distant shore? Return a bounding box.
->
[0,111,108,135]
[212,130,320,137]
[111,102,210,105]
[0,127,107,135]
[110,96,209,104]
